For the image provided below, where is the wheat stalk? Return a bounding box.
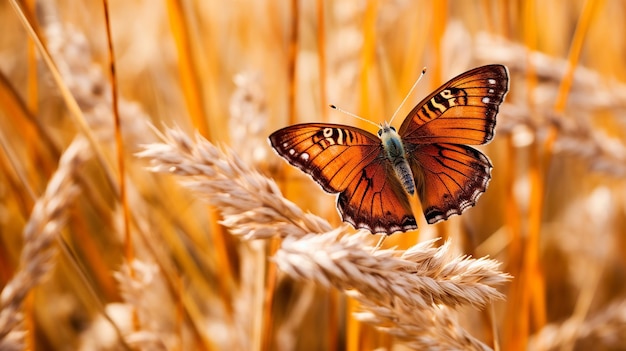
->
[471,32,626,177]
[44,10,155,149]
[275,230,509,350]
[229,72,270,167]
[112,260,169,351]
[137,126,332,240]
[497,101,626,177]
[0,137,87,348]
[353,301,492,351]
[528,299,626,350]
[276,232,508,310]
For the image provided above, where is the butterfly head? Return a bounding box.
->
[377,121,397,138]
[378,121,406,160]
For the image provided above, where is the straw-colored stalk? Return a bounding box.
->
[528,300,626,350]
[276,232,509,350]
[0,137,87,350]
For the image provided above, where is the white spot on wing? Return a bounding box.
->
[459,199,471,209]
[482,97,490,104]
[488,88,495,93]
[388,224,402,233]
[283,142,289,148]
[488,79,496,85]
[288,149,296,155]
[301,152,309,161]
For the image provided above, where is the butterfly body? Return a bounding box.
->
[269,65,509,235]
[379,123,415,195]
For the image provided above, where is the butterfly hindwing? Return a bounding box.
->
[338,161,416,234]
[399,64,509,145]
[411,143,492,224]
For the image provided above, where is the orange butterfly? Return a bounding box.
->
[269,65,509,235]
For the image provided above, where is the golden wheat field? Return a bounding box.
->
[1,0,626,350]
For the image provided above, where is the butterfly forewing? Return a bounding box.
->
[411,144,492,224]
[269,123,381,193]
[399,64,509,145]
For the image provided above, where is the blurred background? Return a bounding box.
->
[1,0,626,350]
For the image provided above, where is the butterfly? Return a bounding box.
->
[269,65,509,235]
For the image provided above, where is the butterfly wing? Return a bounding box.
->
[399,64,509,145]
[337,160,417,234]
[269,123,416,234]
[411,144,492,224]
[400,65,509,223]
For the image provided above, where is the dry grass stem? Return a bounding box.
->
[137,126,332,240]
[276,233,509,310]
[0,137,87,346]
[528,300,626,350]
[476,32,626,111]
[352,302,492,351]
[510,108,626,176]
[111,260,170,351]
[473,32,626,177]
[45,16,155,148]
[0,329,26,351]
[229,72,270,167]
[499,102,626,176]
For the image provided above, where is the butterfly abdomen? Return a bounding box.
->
[379,124,416,195]
[392,159,415,195]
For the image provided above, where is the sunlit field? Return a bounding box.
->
[1,1,625,350]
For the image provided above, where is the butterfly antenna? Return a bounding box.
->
[329,104,380,129]
[388,67,427,125]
